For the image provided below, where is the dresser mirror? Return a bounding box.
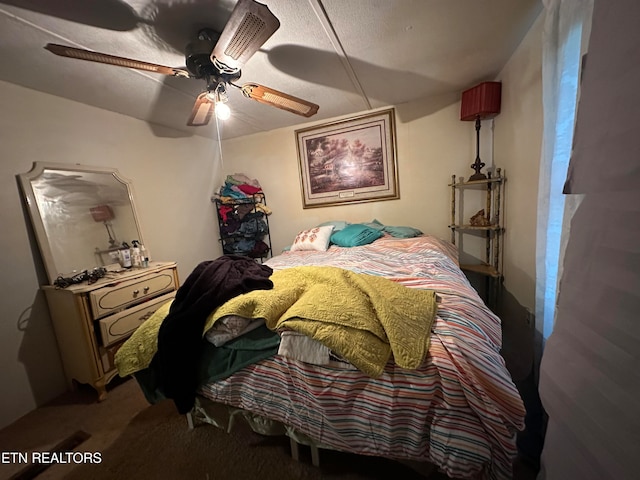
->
[19,162,145,285]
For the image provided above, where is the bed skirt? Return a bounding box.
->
[188,393,438,476]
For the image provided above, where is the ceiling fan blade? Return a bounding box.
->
[211,0,280,71]
[241,83,319,118]
[44,44,191,78]
[187,93,214,126]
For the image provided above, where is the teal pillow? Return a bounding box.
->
[330,223,384,247]
[362,219,385,231]
[383,225,423,238]
[317,220,349,232]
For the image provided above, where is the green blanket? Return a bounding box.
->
[133,324,280,404]
[211,266,437,377]
[116,266,437,379]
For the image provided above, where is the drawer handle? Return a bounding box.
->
[132,286,150,297]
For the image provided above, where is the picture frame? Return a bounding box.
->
[295,108,399,208]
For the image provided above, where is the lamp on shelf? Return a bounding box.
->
[460,81,502,181]
[90,205,118,248]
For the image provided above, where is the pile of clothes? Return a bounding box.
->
[213,174,272,258]
[217,173,264,199]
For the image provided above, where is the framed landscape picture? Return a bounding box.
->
[295,108,399,208]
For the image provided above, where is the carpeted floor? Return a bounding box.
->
[63,398,433,480]
[0,378,442,480]
[0,377,536,480]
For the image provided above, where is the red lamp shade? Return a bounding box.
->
[460,81,502,121]
[90,205,114,222]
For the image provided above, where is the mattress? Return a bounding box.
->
[195,235,525,480]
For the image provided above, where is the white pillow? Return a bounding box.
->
[290,225,334,252]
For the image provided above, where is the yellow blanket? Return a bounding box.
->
[211,266,437,377]
[116,300,172,377]
[116,266,437,378]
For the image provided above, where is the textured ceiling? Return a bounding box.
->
[0,0,542,140]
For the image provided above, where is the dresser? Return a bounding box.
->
[42,262,179,400]
[18,162,181,401]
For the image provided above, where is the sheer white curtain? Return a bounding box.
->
[535,0,593,345]
[538,0,640,478]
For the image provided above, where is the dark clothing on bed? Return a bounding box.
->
[152,255,273,414]
[136,324,280,406]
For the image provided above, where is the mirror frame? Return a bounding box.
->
[19,162,145,285]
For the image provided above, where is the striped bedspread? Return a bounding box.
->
[198,235,525,479]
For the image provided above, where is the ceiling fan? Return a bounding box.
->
[43,0,319,126]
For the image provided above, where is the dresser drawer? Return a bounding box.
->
[90,269,176,319]
[98,291,175,347]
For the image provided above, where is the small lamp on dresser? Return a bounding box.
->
[460,81,502,181]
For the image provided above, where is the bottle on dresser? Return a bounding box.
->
[131,240,142,268]
[140,242,149,268]
[119,242,132,268]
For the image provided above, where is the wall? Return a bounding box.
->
[494,13,544,313]
[0,80,224,429]
[220,94,471,255]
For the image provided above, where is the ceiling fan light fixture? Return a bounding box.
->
[44,0,318,129]
[215,101,231,120]
[206,83,230,120]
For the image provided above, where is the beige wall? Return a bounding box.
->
[0,80,224,428]
[220,94,472,256]
[494,13,544,312]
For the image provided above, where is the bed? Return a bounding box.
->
[115,227,525,480]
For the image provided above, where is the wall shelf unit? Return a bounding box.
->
[213,193,272,262]
[449,168,505,306]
